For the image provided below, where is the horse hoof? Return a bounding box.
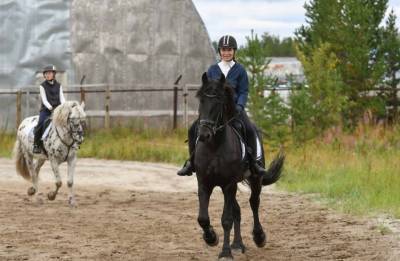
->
[203,230,219,247]
[27,187,36,196]
[218,249,233,260]
[253,230,267,248]
[231,242,246,254]
[47,191,57,201]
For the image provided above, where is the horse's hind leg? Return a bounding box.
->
[231,197,246,253]
[30,158,45,194]
[23,153,38,196]
[48,160,62,201]
[249,176,266,247]
[197,183,218,247]
[67,156,77,207]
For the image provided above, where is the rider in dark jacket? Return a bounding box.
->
[33,65,66,154]
[177,35,267,177]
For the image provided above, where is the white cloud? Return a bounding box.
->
[192,0,305,45]
[193,0,400,46]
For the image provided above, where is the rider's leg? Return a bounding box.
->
[177,119,198,176]
[33,109,51,153]
[238,111,267,176]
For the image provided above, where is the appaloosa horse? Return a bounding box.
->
[13,101,86,206]
[194,73,284,260]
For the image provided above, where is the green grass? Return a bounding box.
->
[0,131,15,158]
[1,126,399,218]
[278,127,400,218]
[78,127,188,164]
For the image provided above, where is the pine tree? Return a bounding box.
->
[236,30,289,145]
[382,10,400,122]
[295,0,389,126]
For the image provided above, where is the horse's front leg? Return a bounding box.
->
[249,176,266,247]
[197,182,218,247]
[67,155,77,207]
[48,159,62,201]
[231,197,246,253]
[219,183,237,260]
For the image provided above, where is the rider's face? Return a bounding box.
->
[220,47,234,62]
[44,71,55,81]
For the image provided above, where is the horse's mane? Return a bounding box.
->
[53,101,83,127]
[196,79,236,120]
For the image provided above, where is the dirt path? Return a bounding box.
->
[0,158,399,260]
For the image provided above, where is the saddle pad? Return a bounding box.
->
[24,116,52,141]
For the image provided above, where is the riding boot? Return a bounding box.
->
[33,125,43,154]
[246,145,267,176]
[177,156,194,176]
[177,120,197,176]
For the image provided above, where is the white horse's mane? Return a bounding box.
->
[53,101,85,127]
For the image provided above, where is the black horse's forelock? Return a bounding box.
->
[196,79,236,119]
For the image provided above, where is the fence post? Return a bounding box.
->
[173,75,182,129]
[16,90,22,129]
[105,85,110,129]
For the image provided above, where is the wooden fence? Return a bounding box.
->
[0,82,200,130]
[2,84,399,130]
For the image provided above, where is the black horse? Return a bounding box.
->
[194,72,285,260]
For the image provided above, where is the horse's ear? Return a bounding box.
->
[202,72,208,85]
[80,101,85,110]
[219,73,225,85]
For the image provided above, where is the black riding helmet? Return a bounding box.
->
[43,64,57,76]
[218,35,238,50]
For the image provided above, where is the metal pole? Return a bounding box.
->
[173,75,182,129]
[16,91,22,129]
[173,86,178,129]
[183,84,188,129]
[105,84,110,129]
[80,75,86,104]
[26,89,30,117]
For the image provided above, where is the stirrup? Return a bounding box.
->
[177,160,193,176]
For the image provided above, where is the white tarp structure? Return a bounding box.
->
[0,0,216,130]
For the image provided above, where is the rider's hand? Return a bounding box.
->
[48,105,53,111]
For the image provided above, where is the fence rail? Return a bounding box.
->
[0,82,202,130]
[2,84,399,130]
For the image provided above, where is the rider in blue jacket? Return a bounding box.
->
[33,65,65,154]
[177,35,267,177]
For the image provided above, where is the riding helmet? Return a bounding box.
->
[218,35,238,50]
[43,64,57,76]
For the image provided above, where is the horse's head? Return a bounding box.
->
[196,72,235,143]
[53,101,87,145]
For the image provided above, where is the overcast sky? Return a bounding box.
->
[192,0,400,46]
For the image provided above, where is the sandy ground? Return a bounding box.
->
[0,157,399,261]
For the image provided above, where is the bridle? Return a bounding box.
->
[55,116,85,161]
[198,91,235,136]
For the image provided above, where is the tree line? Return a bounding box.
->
[236,0,400,144]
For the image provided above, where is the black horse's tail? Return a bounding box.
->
[262,149,285,186]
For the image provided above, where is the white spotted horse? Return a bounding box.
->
[194,73,285,260]
[13,101,86,207]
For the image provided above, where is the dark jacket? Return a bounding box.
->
[207,62,249,108]
[40,80,61,111]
